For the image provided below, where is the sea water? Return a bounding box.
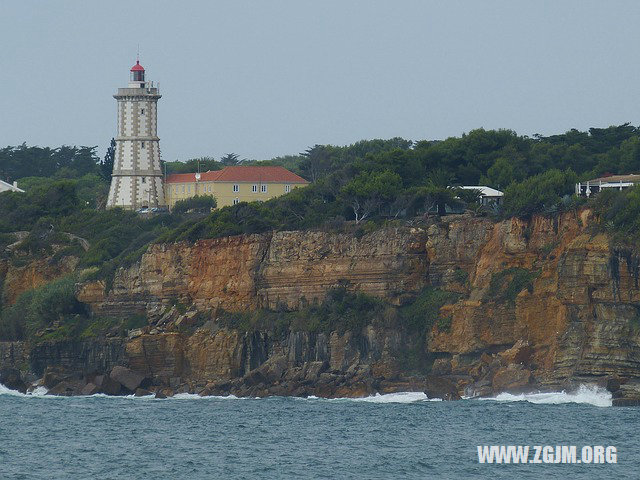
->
[0,384,637,479]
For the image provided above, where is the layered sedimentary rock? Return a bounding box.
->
[0,255,78,306]
[5,210,640,400]
[77,226,429,314]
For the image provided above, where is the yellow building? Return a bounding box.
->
[164,165,309,209]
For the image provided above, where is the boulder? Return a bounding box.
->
[464,378,493,398]
[42,368,66,390]
[80,383,100,396]
[607,376,621,393]
[492,365,532,393]
[110,366,147,392]
[424,375,461,400]
[242,368,267,388]
[304,361,328,381]
[612,398,640,407]
[256,356,288,383]
[94,375,122,396]
[155,387,174,398]
[134,388,152,397]
[0,367,27,394]
[47,381,81,396]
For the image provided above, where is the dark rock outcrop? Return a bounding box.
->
[0,367,27,393]
[110,366,148,392]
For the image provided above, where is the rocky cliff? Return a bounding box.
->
[4,212,640,403]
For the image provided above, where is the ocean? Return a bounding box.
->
[0,384,637,479]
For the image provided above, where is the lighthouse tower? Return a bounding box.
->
[106,59,165,210]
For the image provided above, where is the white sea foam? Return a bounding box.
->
[0,383,50,397]
[0,382,612,406]
[476,384,612,407]
[347,392,441,403]
[311,392,441,403]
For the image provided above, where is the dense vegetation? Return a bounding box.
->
[3,124,640,341]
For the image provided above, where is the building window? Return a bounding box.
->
[285,184,291,193]
[141,141,145,149]
[233,184,239,192]
[252,184,258,193]
[233,198,239,205]
[261,184,267,193]
[187,185,191,193]
[182,186,185,193]
[142,177,146,184]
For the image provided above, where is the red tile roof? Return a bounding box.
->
[166,166,309,184]
[165,171,223,184]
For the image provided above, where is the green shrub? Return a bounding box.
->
[502,169,577,218]
[173,195,217,214]
[453,268,468,285]
[436,316,452,332]
[0,274,87,341]
[486,267,539,304]
[398,288,459,333]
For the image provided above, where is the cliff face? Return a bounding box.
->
[1,255,78,306]
[6,211,640,400]
[78,226,428,314]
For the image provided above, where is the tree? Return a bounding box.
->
[220,153,240,166]
[414,169,461,216]
[502,169,578,217]
[341,170,402,223]
[100,138,116,180]
[300,145,333,182]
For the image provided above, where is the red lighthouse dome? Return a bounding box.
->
[130,60,145,83]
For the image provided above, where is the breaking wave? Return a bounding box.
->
[0,383,49,397]
[477,384,612,407]
[0,382,612,406]
[310,392,441,403]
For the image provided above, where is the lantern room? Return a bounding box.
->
[130,60,145,84]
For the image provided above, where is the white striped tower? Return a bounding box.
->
[106,59,165,209]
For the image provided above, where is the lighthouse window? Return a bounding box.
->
[141,108,145,115]
[142,177,146,184]
[141,141,145,149]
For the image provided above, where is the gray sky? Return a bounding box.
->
[1,1,639,162]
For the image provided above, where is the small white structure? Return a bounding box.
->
[576,174,640,197]
[459,186,503,205]
[0,180,24,193]
[106,59,165,210]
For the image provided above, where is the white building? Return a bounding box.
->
[459,186,503,205]
[106,59,165,210]
[0,180,24,193]
[575,174,640,197]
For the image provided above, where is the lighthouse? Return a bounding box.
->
[106,59,165,210]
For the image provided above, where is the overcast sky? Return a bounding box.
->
[1,1,639,162]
